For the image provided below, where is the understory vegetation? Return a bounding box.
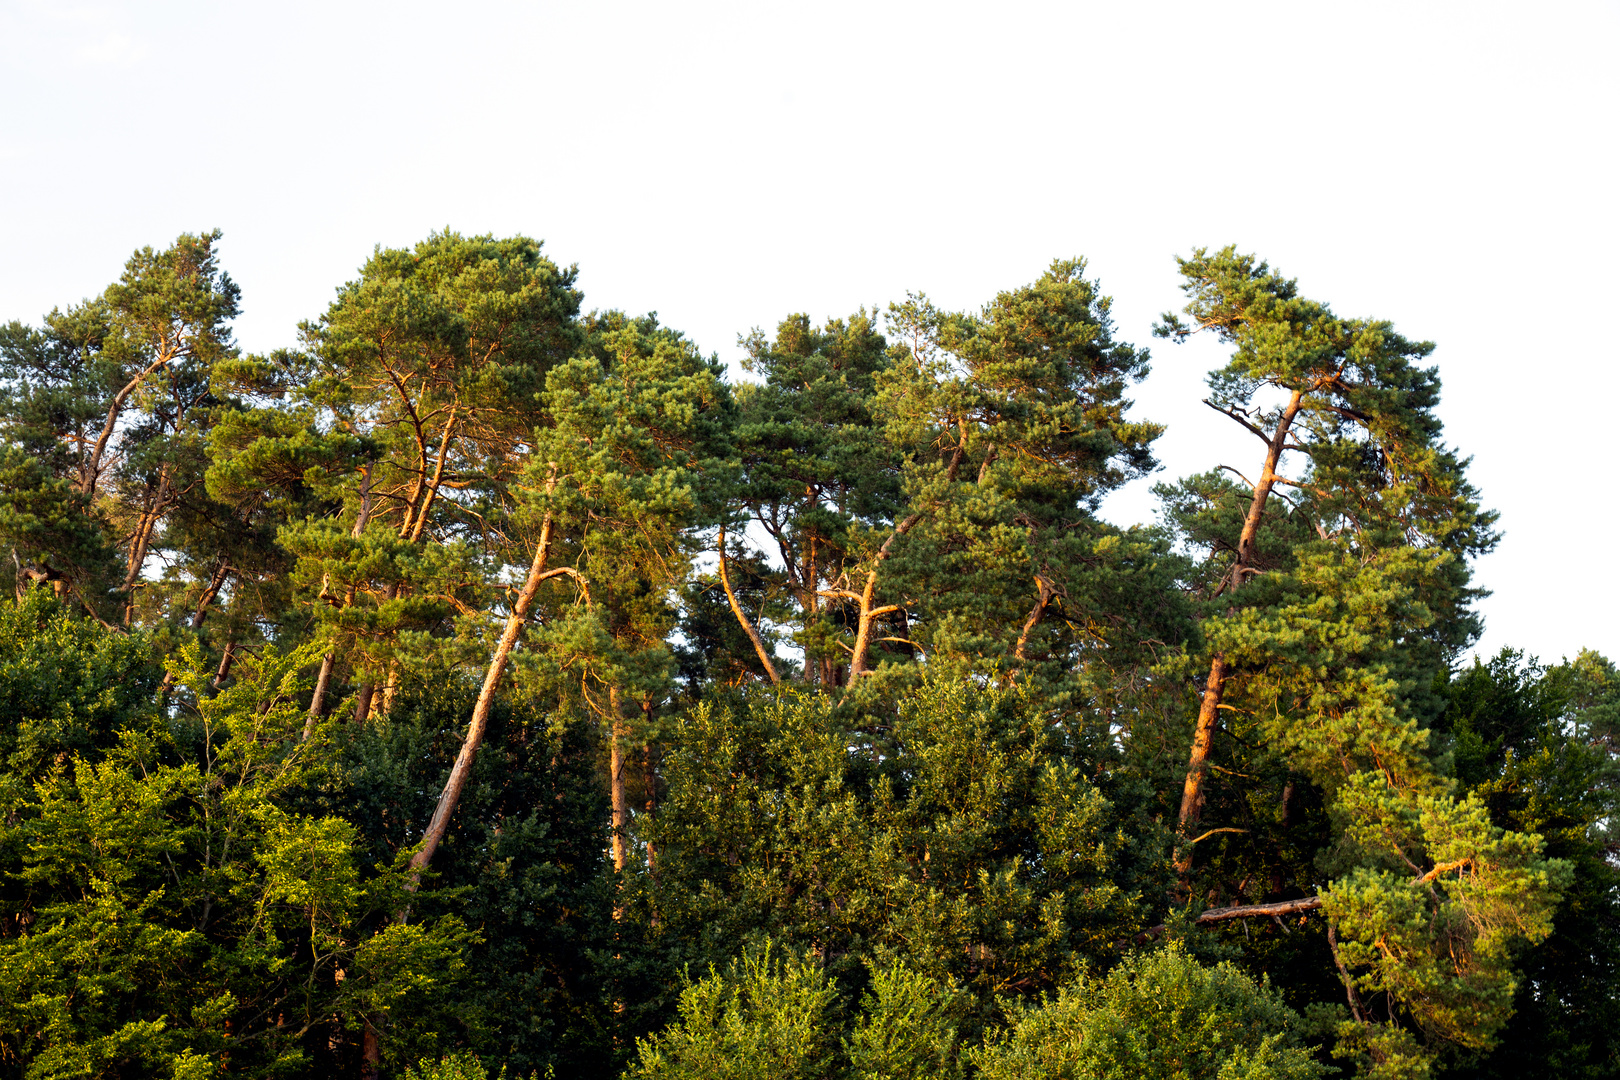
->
[0,232,1614,1079]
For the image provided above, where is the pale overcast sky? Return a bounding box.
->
[1,0,1615,665]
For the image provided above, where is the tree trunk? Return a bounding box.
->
[1013,576,1058,663]
[841,441,963,680]
[845,571,901,680]
[1327,924,1369,1027]
[83,346,180,499]
[1175,390,1304,868]
[213,640,236,689]
[1175,653,1229,875]
[120,467,172,625]
[304,655,335,737]
[190,561,230,628]
[642,737,658,873]
[379,661,399,717]
[354,566,401,725]
[353,682,375,724]
[406,479,570,886]
[609,686,628,874]
[802,500,817,686]
[360,1021,381,1080]
[308,466,371,723]
[405,404,458,543]
[718,525,779,683]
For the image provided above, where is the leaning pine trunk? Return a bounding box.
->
[406,474,563,887]
[361,1022,381,1080]
[308,466,372,727]
[842,441,963,682]
[718,525,779,683]
[1175,390,1304,873]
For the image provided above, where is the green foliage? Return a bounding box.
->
[0,602,472,1078]
[628,945,965,1080]
[1321,772,1570,1066]
[0,233,1598,1080]
[639,676,1168,1022]
[728,309,901,686]
[1431,650,1620,1079]
[516,307,734,719]
[843,958,964,1080]
[402,1054,503,1080]
[0,588,159,782]
[0,448,121,614]
[971,946,1326,1080]
[628,942,840,1080]
[332,682,615,1076]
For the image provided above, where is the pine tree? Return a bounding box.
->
[1153,248,1566,1075]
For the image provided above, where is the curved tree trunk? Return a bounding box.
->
[840,440,965,682]
[1175,389,1304,873]
[1013,575,1058,663]
[718,525,779,684]
[406,476,574,887]
[308,466,372,726]
[120,466,173,625]
[83,345,181,499]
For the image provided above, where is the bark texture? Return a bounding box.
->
[1175,389,1304,871]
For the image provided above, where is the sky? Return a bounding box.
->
[1,0,1615,665]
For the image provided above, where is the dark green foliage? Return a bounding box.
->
[1434,651,1620,1080]
[971,945,1326,1080]
[331,683,616,1076]
[0,601,473,1079]
[637,678,1171,1031]
[0,232,1601,1080]
[0,588,159,782]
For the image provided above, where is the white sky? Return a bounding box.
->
[2,0,1615,666]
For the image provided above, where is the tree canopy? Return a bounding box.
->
[0,232,1609,1080]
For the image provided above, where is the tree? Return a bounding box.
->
[1155,246,1495,862]
[1429,650,1620,1079]
[0,593,472,1078]
[336,680,617,1076]
[971,945,1326,1080]
[843,260,1162,692]
[1152,248,1562,1076]
[0,231,239,622]
[716,262,1169,700]
[1,231,1596,1080]
[412,308,731,882]
[726,310,900,687]
[873,261,1163,690]
[637,676,1167,1025]
[270,230,582,723]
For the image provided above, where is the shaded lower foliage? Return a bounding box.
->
[326,681,618,1077]
[624,678,1173,1044]
[1431,650,1620,1080]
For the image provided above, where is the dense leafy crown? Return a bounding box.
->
[0,235,1607,1080]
